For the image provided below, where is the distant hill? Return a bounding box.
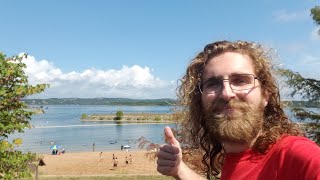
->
[22,98,176,106]
[21,98,319,107]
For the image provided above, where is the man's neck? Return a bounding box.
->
[223,133,260,153]
[223,142,251,153]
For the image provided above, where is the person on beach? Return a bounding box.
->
[92,142,95,152]
[129,155,132,164]
[113,157,118,170]
[156,40,320,180]
[125,156,129,164]
[99,152,103,162]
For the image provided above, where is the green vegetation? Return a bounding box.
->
[82,113,174,123]
[81,113,88,119]
[279,67,320,146]
[115,110,124,120]
[0,53,48,179]
[311,6,320,35]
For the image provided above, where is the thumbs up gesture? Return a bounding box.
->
[156,126,183,177]
[157,127,206,180]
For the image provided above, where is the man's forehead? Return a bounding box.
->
[202,53,255,78]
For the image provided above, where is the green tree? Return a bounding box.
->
[279,69,320,145]
[0,52,48,179]
[115,110,124,120]
[81,113,88,119]
[311,5,320,34]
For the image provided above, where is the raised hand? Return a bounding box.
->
[157,126,206,180]
[156,126,183,177]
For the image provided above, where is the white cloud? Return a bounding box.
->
[273,9,309,22]
[21,55,176,99]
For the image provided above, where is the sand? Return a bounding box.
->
[38,150,160,176]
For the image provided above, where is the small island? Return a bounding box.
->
[80,111,178,124]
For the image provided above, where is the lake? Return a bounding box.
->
[8,105,175,154]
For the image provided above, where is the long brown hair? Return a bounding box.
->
[177,40,304,177]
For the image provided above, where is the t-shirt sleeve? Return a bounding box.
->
[279,136,320,180]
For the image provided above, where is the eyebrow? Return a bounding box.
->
[202,76,220,85]
[202,73,255,83]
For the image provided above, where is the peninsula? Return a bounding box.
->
[80,112,178,124]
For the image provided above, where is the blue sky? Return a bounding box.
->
[1,0,319,99]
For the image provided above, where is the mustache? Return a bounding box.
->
[206,99,251,114]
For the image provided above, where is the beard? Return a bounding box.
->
[204,99,264,145]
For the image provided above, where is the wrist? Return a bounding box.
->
[173,162,189,180]
[174,162,206,180]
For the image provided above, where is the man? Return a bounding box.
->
[99,151,103,162]
[156,40,320,180]
[125,156,129,164]
[129,154,132,164]
[113,157,118,170]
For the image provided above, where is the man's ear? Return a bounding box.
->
[263,91,270,107]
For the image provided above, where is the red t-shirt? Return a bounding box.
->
[221,136,320,180]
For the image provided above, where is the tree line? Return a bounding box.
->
[23,98,176,106]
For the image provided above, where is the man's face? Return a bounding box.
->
[201,52,268,144]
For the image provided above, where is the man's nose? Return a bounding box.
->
[220,80,236,100]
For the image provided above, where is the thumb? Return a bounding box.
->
[164,126,180,148]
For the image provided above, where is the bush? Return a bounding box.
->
[81,113,88,119]
[154,116,161,121]
[115,110,124,120]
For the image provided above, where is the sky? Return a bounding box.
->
[1,0,319,99]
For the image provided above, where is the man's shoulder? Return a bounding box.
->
[275,135,320,157]
[278,135,316,146]
[271,136,320,179]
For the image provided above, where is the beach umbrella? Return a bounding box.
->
[50,145,60,150]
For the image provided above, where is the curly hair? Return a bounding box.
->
[177,40,304,178]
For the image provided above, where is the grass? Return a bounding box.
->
[25,175,174,180]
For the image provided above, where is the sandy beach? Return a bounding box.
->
[38,150,160,176]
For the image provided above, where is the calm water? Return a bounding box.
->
[8,105,317,154]
[8,105,175,154]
